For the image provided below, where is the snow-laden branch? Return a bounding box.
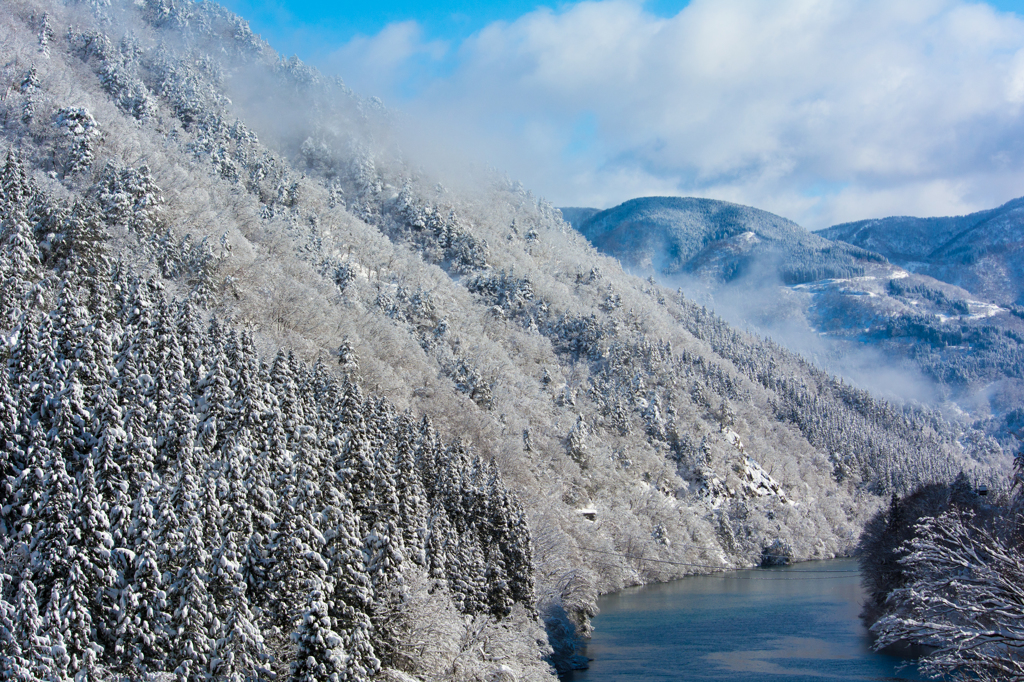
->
[871,511,1024,681]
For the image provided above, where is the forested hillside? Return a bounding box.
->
[0,209,541,680]
[821,197,1024,306]
[564,196,880,285]
[0,0,1011,679]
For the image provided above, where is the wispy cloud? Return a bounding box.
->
[327,21,449,98]
[326,0,1024,228]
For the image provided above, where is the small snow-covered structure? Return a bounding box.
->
[576,507,598,521]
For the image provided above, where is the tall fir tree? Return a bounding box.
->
[290,578,347,682]
[169,515,213,682]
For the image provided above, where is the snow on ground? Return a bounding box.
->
[738,457,792,504]
[966,301,1004,320]
[717,429,792,504]
[938,301,1005,323]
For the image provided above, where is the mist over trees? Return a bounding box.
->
[0,0,1014,678]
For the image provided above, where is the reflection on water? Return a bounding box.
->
[564,559,924,682]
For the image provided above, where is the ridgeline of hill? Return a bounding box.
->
[564,196,880,285]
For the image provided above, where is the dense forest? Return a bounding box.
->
[0,0,1014,678]
[0,155,543,679]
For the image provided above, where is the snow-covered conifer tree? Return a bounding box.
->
[31,439,75,602]
[208,532,266,681]
[169,516,213,681]
[0,201,39,325]
[8,571,55,680]
[394,421,428,565]
[325,498,379,682]
[69,453,116,654]
[122,480,171,673]
[59,556,100,677]
[268,438,328,631]
[290,578,347,682]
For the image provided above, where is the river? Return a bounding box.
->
[563,559,925,681]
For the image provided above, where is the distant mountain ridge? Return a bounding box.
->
[562,196,1024,439]
[565,196,882,285]
[820,197,1024,305]
[557,206,600,228]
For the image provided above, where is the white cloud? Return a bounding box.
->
[328,0,1024,228]
[327,21,448,97]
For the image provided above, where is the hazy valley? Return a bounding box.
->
[564,196,1024,449]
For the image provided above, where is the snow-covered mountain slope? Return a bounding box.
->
[564,197,1024,442]
[820,197,1024,306]
[564,196,882,285]
[0,1,1012,679]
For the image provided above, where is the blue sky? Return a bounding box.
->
[219,0,1024,229]
[220,0,699,56]
[220,0,1021,52]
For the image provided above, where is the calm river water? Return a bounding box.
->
[564,559,924,682]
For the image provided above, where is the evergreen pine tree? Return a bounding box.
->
[325,498,379,682]
[59,557,100,678]
[0,352,19,527]
[122,480,171,674]
[0,201,39,326]
[9,570,55,680]
[91,385,130,546]
[208,532,267,681]
[425,504,454,582]
[0,572,23,676]
[268,439,327,632]
[169,516,213,682]
[31,444,75,605]
[0,151,32,213]
[69,453,116,657]
[290,578,347,682]
[394,422,428,565]
[9,421,48,549]
[240,432,277,611]
[42,585,72,680]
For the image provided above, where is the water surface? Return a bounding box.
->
[565,559,923,681]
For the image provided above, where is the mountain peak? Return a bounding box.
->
[563,195,880,285]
